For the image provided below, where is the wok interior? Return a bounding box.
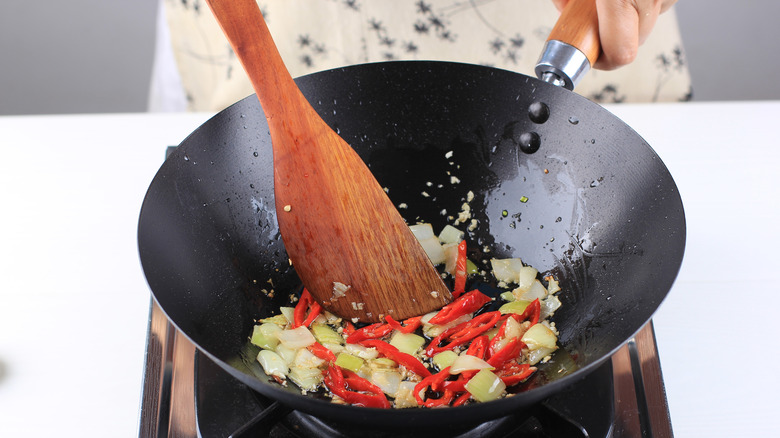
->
[138,61,685,425]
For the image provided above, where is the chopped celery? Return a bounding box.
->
[466,259,479,275]
[274,343,297,365]
[389,332,426,355]
[465,369,506,402]
[500,291,515,302]
[311,323,344,346]
[250,323,282,350]
[256,350,288,378]
[432,350,458,371]
[335,352,365,373]
[498,300,531,315]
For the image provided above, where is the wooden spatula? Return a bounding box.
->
[204,0,451,323]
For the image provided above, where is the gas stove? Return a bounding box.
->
[139,299,673,437]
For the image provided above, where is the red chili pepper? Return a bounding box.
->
[384,315,423,334]
[292,288,321,328]
[342,321,356,338]
[495,362,535,386]
[519,298,541,326]
[345,322,393,344]
[307,341,337,362]
[413,366,452,405]
[452,240,468,298]
[322,365,390,409]
[487,314,520,356]
[423,390,456,408]
[360,339,432,378]
[428,290,491,325]
[466,335,489,360]
[486,337,525,368]
[452,392,471,407]
[342,369,389,408]
[425,311,502,356]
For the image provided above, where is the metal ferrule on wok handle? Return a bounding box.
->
[535,0,600,90]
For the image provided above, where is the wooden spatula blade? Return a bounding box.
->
[205,0,452,323]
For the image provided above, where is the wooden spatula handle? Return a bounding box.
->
[547,0,601,67]
[204,0,304,118]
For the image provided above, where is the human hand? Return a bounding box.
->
[551,0,677,70]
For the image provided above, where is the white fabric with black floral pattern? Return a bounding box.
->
[152,0,692,112]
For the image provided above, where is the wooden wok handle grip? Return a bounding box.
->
[535,0,599,90]
[548,0,601,67]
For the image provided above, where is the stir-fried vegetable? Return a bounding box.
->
[249,223,563,408]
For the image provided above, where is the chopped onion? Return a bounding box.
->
[515,279,547,301]
[449,354,494,374]
[274,343,298,365]
[515,266,539,292]
[522,323,558,350]
[276,326,316,349]
[292,347,326,369]
[418,237,446,265]
[393,381,419,408]
[345,343,379,360]
[256,350,288,378]
[438,225,464,244]
[490,258,524,283]
[409,223,435,240]
[540,295,562,319]
[442,242,458,274]
[371,369,402,396]
[289,366,323,392]
[250,323,282,350]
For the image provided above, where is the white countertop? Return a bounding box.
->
[1,102,778,437]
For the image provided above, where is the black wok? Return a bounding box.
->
[138,61,685,428]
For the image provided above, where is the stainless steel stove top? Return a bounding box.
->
[139,299,673,437]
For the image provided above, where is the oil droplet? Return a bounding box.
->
[528,101,550,124]
[250,183,255,189]
[183,154,190,161]
[568,116,579,125]
[253,151,259,157]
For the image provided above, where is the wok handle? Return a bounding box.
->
[535,0,600,90]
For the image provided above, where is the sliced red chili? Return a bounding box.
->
[428,290,491,325]
[452,392,471,407]
[322,365,390,409]
[384,315,423,334]
[486,337,525,368]
[307,341,337,362]
[413,366,452,405]
[495,362,536,386]
[519,298,541,326]
[452,240,468,298]
[292,288,321,328]
[345,322,393,344]
[360,339,432,378]
[466,335,489,360]
[425,311,502,356]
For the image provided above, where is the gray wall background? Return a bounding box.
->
[1,0,778,115]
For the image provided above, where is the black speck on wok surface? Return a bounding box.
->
[138,61,685,428]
